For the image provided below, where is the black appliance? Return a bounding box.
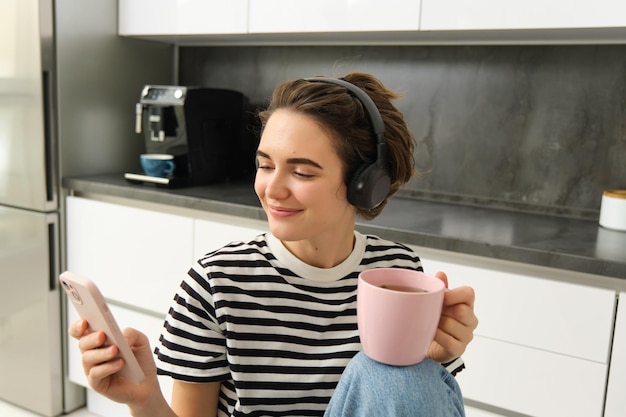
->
[125,85,257,187]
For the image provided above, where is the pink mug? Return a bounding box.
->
[357,268,445,366]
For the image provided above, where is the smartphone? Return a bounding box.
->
[59,271,145,384]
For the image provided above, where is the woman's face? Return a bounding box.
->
[254,109,356,244]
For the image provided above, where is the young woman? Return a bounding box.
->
[71,72,477,417]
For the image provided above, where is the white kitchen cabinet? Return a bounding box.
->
[65,195,268,314]
[248,0,421,33]
[118,0,248,36]
[64,193,622,417]
[411,245,616,417]
[420,254,615,363]
[464,406,505,417]
[605,291,626,417]
[465,405,504,417]
[194,214,267,260]
[421,0,626,31]
[117,0,626,43]
[64,196,268,416]
[455,336,607,417]
[66,196,193,315]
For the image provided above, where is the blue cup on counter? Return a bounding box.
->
[140,154,175,177]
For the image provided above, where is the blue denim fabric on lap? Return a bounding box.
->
[324,351,465,417]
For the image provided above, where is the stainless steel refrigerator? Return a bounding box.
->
[0,0,172,415]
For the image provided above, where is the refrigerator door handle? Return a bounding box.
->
[47,214,59,291]
[42,70,58,210]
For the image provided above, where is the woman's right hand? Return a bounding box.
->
[69,320,169,414]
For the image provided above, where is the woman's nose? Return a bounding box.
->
[265,171,290,200]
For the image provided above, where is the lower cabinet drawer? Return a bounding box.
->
[456,336,608,417]
[416,251,615,364]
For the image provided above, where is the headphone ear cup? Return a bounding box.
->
[304,77,391,210]
[348,160,391,210]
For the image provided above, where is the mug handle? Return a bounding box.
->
[163,160,175,175]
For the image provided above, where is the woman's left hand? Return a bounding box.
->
[427,271,478,364]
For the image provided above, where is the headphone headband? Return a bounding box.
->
[304,77,385,144]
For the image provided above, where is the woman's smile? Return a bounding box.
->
[267,205,302,218]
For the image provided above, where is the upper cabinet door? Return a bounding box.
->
[421,0,626,31]
[248,0,421,33]
[118,0,248,35]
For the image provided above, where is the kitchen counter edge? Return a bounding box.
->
[62,175,626,285]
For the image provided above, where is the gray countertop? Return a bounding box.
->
[63,174,626,281]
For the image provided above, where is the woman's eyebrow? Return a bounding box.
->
[256,150,270,159]
[256,150,323,169]
[286,158,323,169]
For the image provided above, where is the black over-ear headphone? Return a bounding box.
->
[305,77,391,210]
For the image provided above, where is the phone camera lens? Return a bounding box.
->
[71,290,82,303]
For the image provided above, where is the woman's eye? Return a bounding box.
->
[294,171,314,179]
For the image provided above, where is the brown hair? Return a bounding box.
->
[258,72,415,220]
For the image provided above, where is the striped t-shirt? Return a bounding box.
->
[155,231,461,416]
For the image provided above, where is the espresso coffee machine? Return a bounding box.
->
[125,85,257,187]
